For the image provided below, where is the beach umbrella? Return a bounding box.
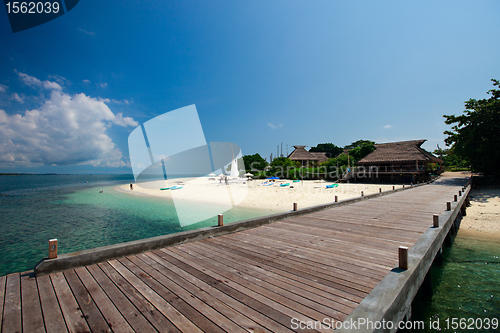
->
[208,173,216,177]
[244,173,253,177]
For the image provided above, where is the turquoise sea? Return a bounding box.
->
[412,232,500,332]
[1,175,498,330]
[0,175,271,276]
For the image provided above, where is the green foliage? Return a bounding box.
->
[242,153,268,172]
[433,147,468,169]
[347,142,376,161]
[309,143,343,158]
[343,139,375,150]
[443,79,500,177]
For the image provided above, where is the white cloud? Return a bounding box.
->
[267,122,283,129]
[0,88,138,168]
[100,83,108,88]
[384,124,393,129]
[15,70,62,91]
[0,84,7,92]
[82,79,91,84]
[43,80,62,90]
[98,97,131,105]
[10,93,23,103]
[78,28,96,36]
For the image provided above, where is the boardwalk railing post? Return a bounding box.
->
[446,202,451,211]
[393,185,395,190]
[361,191,364,197]
[293,202,298,211]
[399,246,408,270]
[379,188,382,193]
[335,195,338,203]
[218,214,224,227]
[454,195,457,202]
[433,214,439,228]
[49,239,58,259]
[459,190,462,196]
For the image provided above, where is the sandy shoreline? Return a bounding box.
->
[115,178,402,212]
[457,186,500,241]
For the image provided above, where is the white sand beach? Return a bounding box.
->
[115,178,402,213]
[458,186,500,241]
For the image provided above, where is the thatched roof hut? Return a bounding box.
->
[288,145,327,166]
[358,140,443,165]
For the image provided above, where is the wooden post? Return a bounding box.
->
[403,184,405,188]
[446,202,451,211]
[433,214,439,228]
[454,194,457,202]
[361,191,364,197]
[458,190,462,196]
[392,185,395,190]
[399,246,408,270]
[379,188,382,193]
[293,202,298,211]
[334,195,338,203]
[218,214,223,227]
[48,239,58,259]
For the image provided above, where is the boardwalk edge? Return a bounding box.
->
[336,180,469,333]
[34,178,439,277]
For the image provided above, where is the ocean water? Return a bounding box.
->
[412,233,500,332]
[0,175,271,276]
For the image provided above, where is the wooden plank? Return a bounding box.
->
[2,273,22,333]
[85,264,156,333]
[226,231,388,286]
[123,255,242,333]
[50,272,91,333]
[73,267,134,333]
[161,248,325,332]
[194,241,360,309]
[97,262,181,333]
[63,270,111,333]
[137,252,272,333]
[210,235,372,299]
[152,249,310,333]
[210,236,368,302]
[219,230,390,279]
[144,251,290,333]
[190,241,357,315]
[20,271,45,333]
[225,231,396,272]
[178,243,349,321]
[0,275,6,331]
[107,259,204,333]
[37,275,68,333]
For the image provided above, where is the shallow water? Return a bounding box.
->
[412,232,500,332]
[0,175,271,276]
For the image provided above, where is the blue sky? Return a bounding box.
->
[1,1,499,173]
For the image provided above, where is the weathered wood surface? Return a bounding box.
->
[0,175,468,332]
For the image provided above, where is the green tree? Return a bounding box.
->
[343,139,375,150]
[269,157,299,178]
[309,143,343,158]
[242,153,268,172]
[444,79,500,177]
[348,142,376,162]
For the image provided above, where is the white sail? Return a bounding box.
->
[230,157,239,178]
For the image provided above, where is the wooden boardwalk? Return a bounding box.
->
[0,175,468,333]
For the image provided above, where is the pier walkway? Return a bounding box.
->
[0,174,470,333]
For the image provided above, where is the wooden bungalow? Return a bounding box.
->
[288,145,327,166]
[355,139,443,183]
